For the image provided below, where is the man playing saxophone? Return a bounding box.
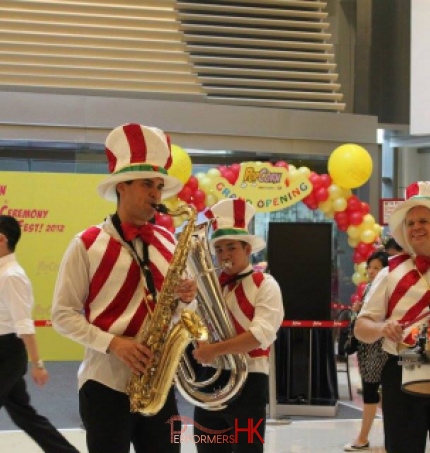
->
[193,198,284,453]
[51,123,197,453]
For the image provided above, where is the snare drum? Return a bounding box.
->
[401,360,430,395]
[399,325,430,396]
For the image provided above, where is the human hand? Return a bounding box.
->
[31,367,49,386]
[192,341,218,365]
[381,319,404,343]
[175,278,197,303]
[352,301,362,313]
[108,336,153,375]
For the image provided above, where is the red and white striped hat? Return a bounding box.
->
[205,198,266,253]
[97,123,183,202]
[389,181,430,253]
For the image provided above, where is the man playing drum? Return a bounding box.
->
[355,181,430,453]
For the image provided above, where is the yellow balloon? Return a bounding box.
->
[167,144,192,184]
[199,176,214,193]
[362,214,375,228]
[357,262,367,275]
[347,225,361,239]
[332,197,347,212]
[195,172,206,181]
[328,144,373,189]
[288,169,299,181]
[360,228,376,244]
[297,166,311,178]
[348,237,359,248]
[206,193,218,207]
[207,168,221,179]
[352,271,366,286]
[318,199,332,213]
[328,184,342,200]
[173,216,184,228]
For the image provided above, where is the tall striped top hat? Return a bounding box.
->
[205,198,266,253]
[97,123,183,202]
[389,181,430,253]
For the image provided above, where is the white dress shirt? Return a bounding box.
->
[0,253,35,336]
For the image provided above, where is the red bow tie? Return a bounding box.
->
[121,222,154,245]
[219,270,254,289]
[415,256,430,274]
[219,271,237,289]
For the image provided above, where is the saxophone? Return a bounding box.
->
[126,203,208,416]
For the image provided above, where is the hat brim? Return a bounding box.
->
[210,234,266,254]
[97,171,183,202]
[388,197,430,253]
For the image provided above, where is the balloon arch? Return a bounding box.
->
[154,143,381,305]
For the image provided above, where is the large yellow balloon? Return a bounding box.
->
[167,144,192,184]
[328,144,373,189]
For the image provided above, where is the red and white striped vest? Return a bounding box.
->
[79,223,175,337]
[222,270,270,358]
[387,254,430,345]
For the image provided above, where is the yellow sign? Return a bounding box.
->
[0,172,112,360]
[212,162,313,212]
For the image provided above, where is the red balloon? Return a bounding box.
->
[230,163,241,176]
[315,187,329,202]
[186,175,199,191]
[320,173,332,188]
[347,195,362,212]
[223,170,236,184]
[303,192,317,207]
[356,282,368,299]
[334,211,348,226]
[349,211,364,226]
[353,250,365,264]
[194,201,206,212]
[309,172,323,189]
[156,214,173,229]
[193,189,206,204]
[361,202,370,215]
[177,186,193,203]
[351,294,361,304]
[274,160,289,170]
[356,241,373,256]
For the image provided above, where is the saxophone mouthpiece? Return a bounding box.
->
[152,203,169,214]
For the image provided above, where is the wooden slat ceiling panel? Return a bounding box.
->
[200,76,341,91]
[0,0,344,111]
[176,0,344,111]
[187,45,336,61]
[176,3,328,20]
[207,97,345,111]
[0,0,204,95]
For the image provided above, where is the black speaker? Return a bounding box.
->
[267,222,332,321]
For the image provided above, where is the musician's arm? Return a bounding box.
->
[355,268,389,344]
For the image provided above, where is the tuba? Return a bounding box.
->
[175,221,249,411]
[126,203,208,416]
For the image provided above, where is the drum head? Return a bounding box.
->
[402,381,430,396]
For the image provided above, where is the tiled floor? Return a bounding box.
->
[0,356,428,452]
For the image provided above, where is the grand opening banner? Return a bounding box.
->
[0,172,112,360]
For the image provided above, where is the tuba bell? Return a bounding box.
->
[175,221,248,410]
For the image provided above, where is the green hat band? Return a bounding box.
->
[212,228,250,241]
[114,164,168,176]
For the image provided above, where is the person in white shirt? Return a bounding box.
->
[192,198,284,453]
[0,215,79,453]
[355,181,430,453]
[51,123,197,453]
